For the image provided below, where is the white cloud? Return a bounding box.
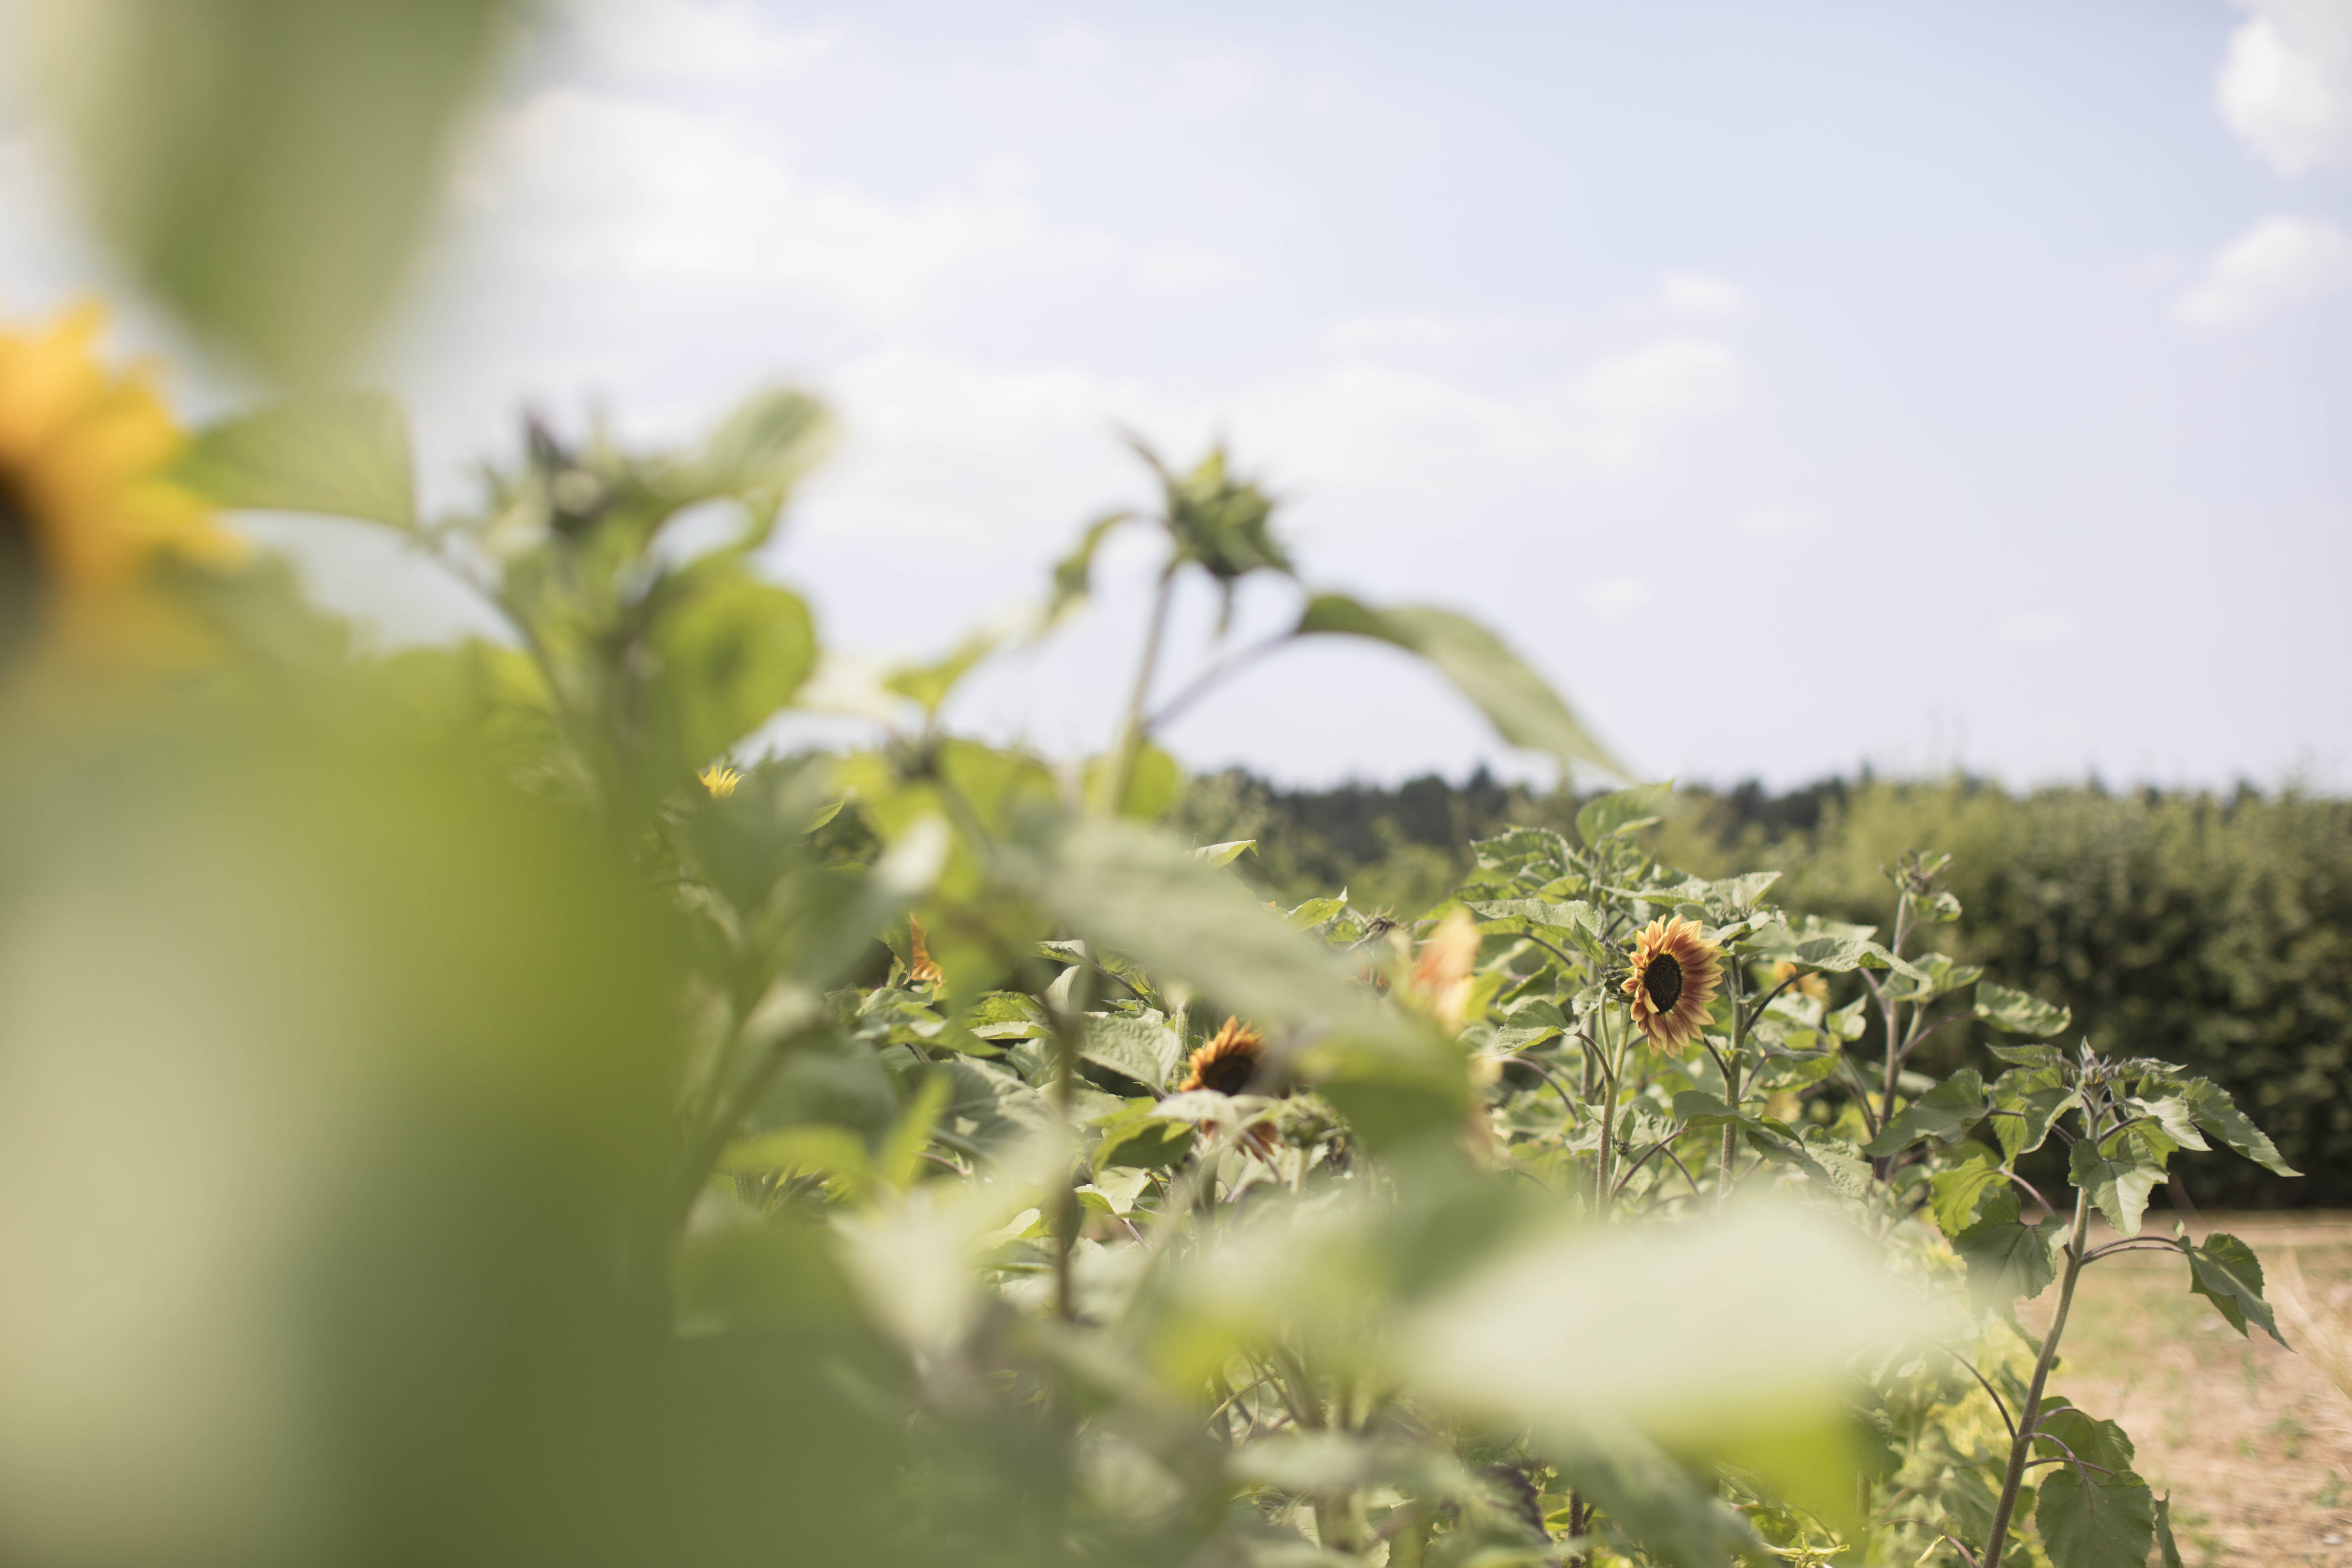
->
[2172,214,2352,328]
[2217,0,2352,175]
[1132,246,1255,289]
[457,89,1119,320]
[1993,610,2078,646]
[1584,578,1653,619]
[567,0,843,85]
[1657,271,1748,316]
[1167,52,1265,117]
[1574,336,1739,420]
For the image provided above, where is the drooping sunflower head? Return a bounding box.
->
[1179,1017,1266,1096]
[697,762,743,798]
[1621,916,1723,1056]
[0,301,237,674]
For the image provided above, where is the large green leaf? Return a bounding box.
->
[1575,782,1673,844]
[1974,980,2071,1037]
[1080,1012,1183,1092]
[176,391,416,529]
[2181,1078,2300,1177]
[2183,1231,2285,1345]
[643,570,817,778]
[1988,1065,2080,1161]
[1862,1069,1988,1156]
[1952,1190,2062,1307]
[1296,594,1618,774]
[2070,1128,2167,1236]
[1928,1145,2010,1238]
[20,0,518,379]
[2032,1406,2153,1568]
[679,388,832,544]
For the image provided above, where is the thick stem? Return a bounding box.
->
[1980,1184,2094,1566]
[1719,963,1745,1209]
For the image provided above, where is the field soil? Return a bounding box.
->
[2019,1211,2352,1565]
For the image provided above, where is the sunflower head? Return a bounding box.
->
[1768,959,1829,1006]
[697,762,743,798]
[1622,916,1723,1056]
[0,301,239,675]
[1179,1017,1267,1096]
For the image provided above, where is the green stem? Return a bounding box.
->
[1980,1183,2093,1567]
[1100,564,1178,815]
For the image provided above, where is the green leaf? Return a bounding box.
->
[1953,1190,2062,1307]
[2154,1493,2185,1568]
[1575,782,1673,844]
[1047,509,1132,625]
[882,632,995,716]
[1091,1101,1195,1171]
[644,570,817,777]
[1080,1012,1183,1092]
[681,388,831,544]
[1192,839,1257,869]
[2184,1231,2286,1345]
[2070,1128,2166,1237]
[2032,1407,2153,1568]
[20,0,519,379]
[1988,1066,2080,1161]
[1929,1145,2010,1238]
[1862,1069,1988,1155]
[1974,980,2072,1037]
[1295,594,1619,774]
[176,391,416,529]
[2182,1077,2300,1177]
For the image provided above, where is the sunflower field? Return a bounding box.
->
[0,6,2311,1568]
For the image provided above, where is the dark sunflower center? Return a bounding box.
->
[0,473,45,667]
[1198,1051,1258,1096]
[1642,953,1684,1013]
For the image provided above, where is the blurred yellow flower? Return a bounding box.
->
[1180,1017,1266,1096]
[1768,960,1829,1005]
[697,762,742,798]
[1410,906,1481,1035]
[0,301,236,670]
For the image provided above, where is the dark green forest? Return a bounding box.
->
[1178,769,2352,1208]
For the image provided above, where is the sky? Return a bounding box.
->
[3,0,2349,791]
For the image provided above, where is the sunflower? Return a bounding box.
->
[1768,959,1829,1005]
[905,915,944,989]
[1409,906,1480,1034]
[697,762,743,798]
[1622,916,1723,1056]
[1178,1016,1266,1096]
[0,301,236,671]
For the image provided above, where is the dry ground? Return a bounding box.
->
[2018,1211,2352,1566]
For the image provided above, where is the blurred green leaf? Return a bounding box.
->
[19,0,518,380]
[1576,782,1673,844]
[1296,594,1619,775]
[1975,980,2072,1037]
[176,390,417,529]
[679,389,832,546]
[644,569,817,780]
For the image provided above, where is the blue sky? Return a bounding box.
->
[4,0,2348,789]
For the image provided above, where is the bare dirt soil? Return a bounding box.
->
[2020,1211,2352,1566]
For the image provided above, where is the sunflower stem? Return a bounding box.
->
[1980,1179,2094,1567]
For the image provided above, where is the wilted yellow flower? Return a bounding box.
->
[905,915,944,989]
[1623,916,1723,1057]
[697,762,743,798]
[1768,960,1828,1005]
[0,300,237,671]
[1409,906,1481,1034]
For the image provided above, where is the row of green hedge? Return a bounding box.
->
[1176,770,2352,1207]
